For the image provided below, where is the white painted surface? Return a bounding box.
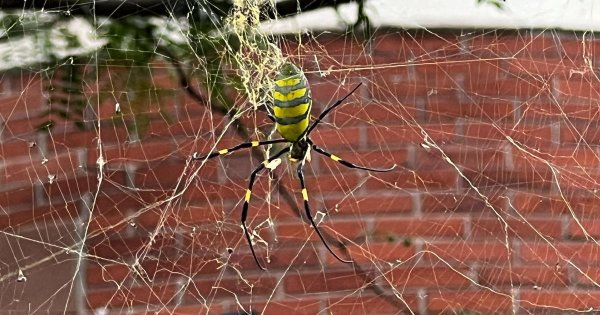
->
[261,0,600,34]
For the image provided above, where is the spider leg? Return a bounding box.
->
[309,140,396,172]
[241,146,289,270]
[192,138,287,160]
[296,162,353,264]
[304,82,363,137]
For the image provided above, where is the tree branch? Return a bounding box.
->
[0,0,356,19]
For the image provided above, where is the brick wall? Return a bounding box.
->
[2,30,600,314]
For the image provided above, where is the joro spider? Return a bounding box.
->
[192,63,396,270]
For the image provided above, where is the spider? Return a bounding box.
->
[192,63,396,270]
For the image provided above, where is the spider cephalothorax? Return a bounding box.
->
[193,62,396,270]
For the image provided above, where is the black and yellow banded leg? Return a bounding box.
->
[296,162,353,264]
[304,83,363,137]
[241,147,289,270]
[192,138,287,160]
[309,141,397,172]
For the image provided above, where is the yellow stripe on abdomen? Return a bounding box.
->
[273,88,307,102]
[276,118,309,142]
[275,78,302,87]
[273,102,310,118]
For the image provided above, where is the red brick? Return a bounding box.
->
[421,191,506,214]
[276,220,368,245]
[416,58,504,78]
[0,201,78,229]
[561,123,600,144]
[370,75,457,103]
[216,154,263,181]
[569,219,600,239]
[185,276,277,300]
[135,159,218,188]
[373,217,465,239]
[143,204,224,227]
[173,137,208,160]
[424,241,511,265]
[521,243,600,265]
[374,32,462,58]
[88,207,129,234]
[310,79,365,111]
[525,191,600,216]
[284,271,369,294]
[467,34,505,57]
[146,254,223,278]
[478,266,567,287]
[323,194,413,215]
[371,31,420,57]
[86,284,176,309]
[367,123,455,147]
[0,77,44,119]
[2,116,57,138]
[556,79,600,100]
[51,126,122,149]
[310,126,362,149]
[521,290,600,311]
[87,263,130,286]
[336,242,416,265]
[511,192,569,215]
[0,186,33,209]
[461,122,553,147]
[302,172,362,194]
[520,100,600,122]
[462,167,554,190]
[87,235,175,261]
[368,168,458,190]
[259,299,321,315]
[159,114,227,139]
[149,304,218,315]
[478,32,562,57]
[390,266,471,288]
[89,192,166,231]
[519,147,600,169]
[558,170,600,192]
[507,57,584,78]
[572,267,600,286]
[100,139,175,164]
[328,295,419,315]
[426,96,514,122]
[39,175,100,204]
[415,144,506,170]
[182,180,245,204]
[560,36,600,59]
[471,217,563,239]
[428,290,513,313]
[246,246,320,270]
[0,150,81,186]
[287,35,366,66]
[465,76,551,99]
[331,100,418,126]
[0,138,37,158]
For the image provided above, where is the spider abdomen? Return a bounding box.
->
[272,63,312,142]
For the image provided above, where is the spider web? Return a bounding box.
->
[1,1,599,314]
